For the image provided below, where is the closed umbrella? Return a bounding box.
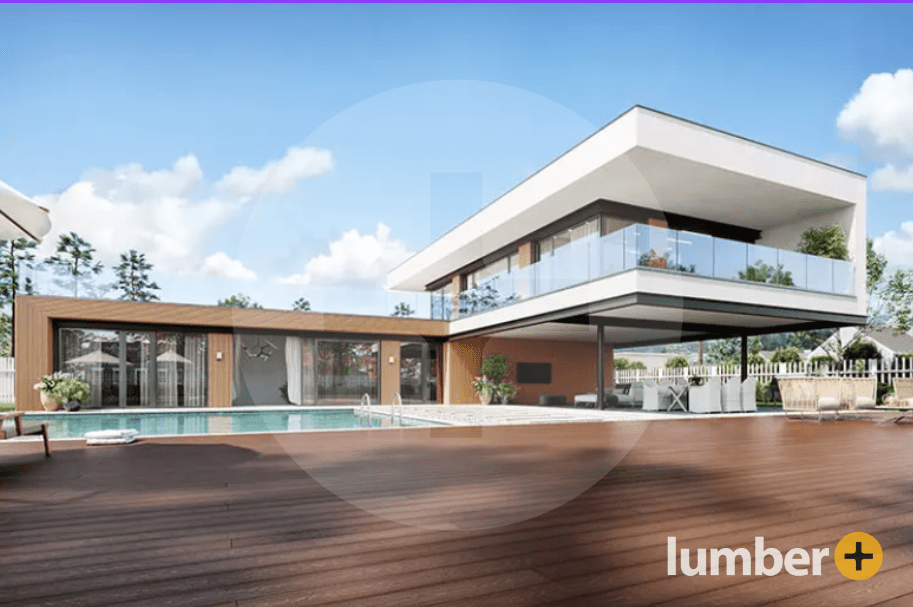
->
[0,179,51,242]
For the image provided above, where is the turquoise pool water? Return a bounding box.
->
[22,409,437,439]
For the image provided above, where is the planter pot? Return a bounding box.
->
[478,393,492,406]
[64,400,82,412]
[499,395,511,404]
[39,391,62,412]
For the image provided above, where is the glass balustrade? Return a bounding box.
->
[432,223,857,319]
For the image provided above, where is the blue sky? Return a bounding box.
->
[2,4,913,314]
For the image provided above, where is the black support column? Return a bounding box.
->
[740,334,749,382]
[597,324,605,410]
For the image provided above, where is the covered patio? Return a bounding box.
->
[2,417,912,606]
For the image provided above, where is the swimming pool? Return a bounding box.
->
[22,408,439,439]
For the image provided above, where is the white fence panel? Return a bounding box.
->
[0,357,14,403]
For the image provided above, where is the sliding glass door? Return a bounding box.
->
[58,326,208,408]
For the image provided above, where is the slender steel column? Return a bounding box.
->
[741,334,749,382]
[597,324,605,410]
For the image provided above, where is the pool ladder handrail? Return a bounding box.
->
[392,392,403,425]
[361,393,372,424]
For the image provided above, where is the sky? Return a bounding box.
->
[2,4,913,316]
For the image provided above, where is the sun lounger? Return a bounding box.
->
[0,412,50,457]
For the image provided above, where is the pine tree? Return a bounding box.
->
[114,250,161,301]
[44,232,104,297]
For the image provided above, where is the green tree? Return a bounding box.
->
[771,347,803,364]
[44,232,104,297]
[738,260,794,286]
[217,293,263,309]
[391,302,415,317]
[797,224,849,260]
[665,355,690,369]
[114,250,160,301]
[292,297,311,312]
[747,340,766,366]
[0,313,10,356]
[882,268,913,334]
[842,338,881,361]
[615,358,646,370]
[0,238,38,307]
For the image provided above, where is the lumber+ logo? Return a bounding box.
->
[667,533,882,579]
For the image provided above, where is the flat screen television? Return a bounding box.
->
[516,362,551,384]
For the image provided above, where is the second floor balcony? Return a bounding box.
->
[432,224,855,320]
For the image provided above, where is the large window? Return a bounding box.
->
[431,282,453,320]
[317,340,379,404]
[400,341,438,403]
[58,327,208,408]
[537,216,600,260]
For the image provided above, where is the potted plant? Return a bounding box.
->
[472,376,495,405]
[495,382,519,404]
[33,372,70,411]
[53,376,91,411]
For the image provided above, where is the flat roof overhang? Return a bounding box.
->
[449,292,867,348]
[388,106,866,292]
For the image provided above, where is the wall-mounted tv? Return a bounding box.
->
[516,362,552,384]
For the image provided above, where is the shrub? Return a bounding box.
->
[843,339,881,361]
[480,354,509,384]
[665,355,690,369]
[798,225,849,261]
[51,376,91,403]
[770,347,803,364]
[615,358,647,370]
[808,355,835,366]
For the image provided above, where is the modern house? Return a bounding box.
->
[14,107,868,410]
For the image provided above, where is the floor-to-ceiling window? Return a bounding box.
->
[400,341,438,403]
[58,326,208,408]
[316,340,379,404]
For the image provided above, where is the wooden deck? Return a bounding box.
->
[2,417,912,606]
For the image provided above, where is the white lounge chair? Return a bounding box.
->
[721,377,742,413]
[689,377,722,413]
[642,380,672,411]
[741,377,758,412]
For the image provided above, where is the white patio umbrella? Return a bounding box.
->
[157,350,193,364]
[0,178,52,242]
[65,351,123,365]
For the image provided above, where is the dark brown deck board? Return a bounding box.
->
[1,417,911,606]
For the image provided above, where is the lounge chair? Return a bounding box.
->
[721,377,742,413]
[642,380,672,411]
[0,412,50,457]
[741,377,758,412]
[814,377,843,420]
[689,377,722,414]
[778,377,816,418]
[614,383,644,408]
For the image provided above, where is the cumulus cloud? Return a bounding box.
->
[872,163,913,193]
[838,69,913,157]
[201,252,257,281]
[35,156,237,274]
[278,223,412,286]
[873,222,913,267]
[34,147,334,281]
[216,146,334,198]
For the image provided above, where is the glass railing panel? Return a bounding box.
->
[713,238,747,281]
[833,259,854,295]
[676,230,712,277]
[634,225,678,270]
[806,255,834,293]
[778,249,807,289]
[623,224,638,269]
[744,243,781,285]
[600,229,626,276]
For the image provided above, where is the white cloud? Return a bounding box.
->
[838,69,913,157]
[278,223,412,286]
[35,156,238,274]
[216,146,334,198]
[873,222,913,267]
[201,252,257,281]
[872,163,913,193]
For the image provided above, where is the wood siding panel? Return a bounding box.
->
[379,340,401,405]
[207,333,233,408]
[443,337,489,405]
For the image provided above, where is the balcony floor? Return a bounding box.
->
[1,417,911,606]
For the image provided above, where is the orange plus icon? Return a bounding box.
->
[834,533,883,580]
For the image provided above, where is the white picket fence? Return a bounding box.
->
[616,358,913,387]
[0,357,13,403]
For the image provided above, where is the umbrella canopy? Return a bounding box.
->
[157,350,193,364]
[0,178,51,242]
[65,350,122,365]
